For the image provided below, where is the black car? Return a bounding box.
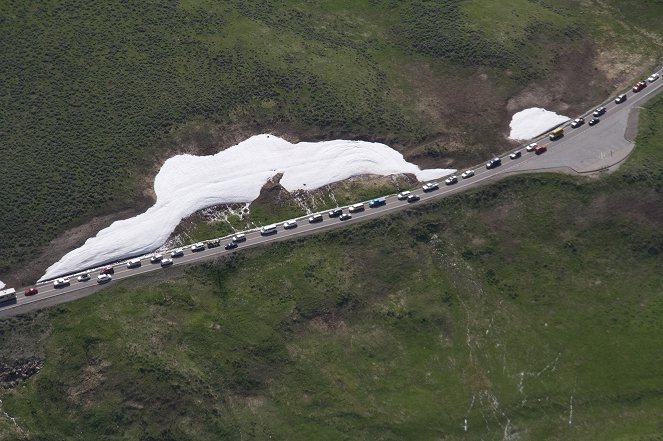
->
[407,194,420,203]
[328,208,343,218]
[589,118,600,126]
[593,107,606,117]
[615,94,626,104]
[339,213,352,221]
[486,158,501,169]
[224,242,238,250]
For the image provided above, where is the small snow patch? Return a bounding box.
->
[0,280,5,289]
[509,107,569,140]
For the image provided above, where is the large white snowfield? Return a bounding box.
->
[40,134,455,281]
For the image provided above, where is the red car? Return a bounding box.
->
[633,81,647,92]
[534,145,547,155]
[99,266,115,275]
[24,287,38,296]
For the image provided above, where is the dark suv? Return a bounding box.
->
[486,158,501,169]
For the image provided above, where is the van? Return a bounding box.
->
[232,233,246,242]
[549,127,564,140]
[260,225,277,235]
[127,258,141,269]
[348,203,365,213]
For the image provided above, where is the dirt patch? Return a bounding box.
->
[309,315,348,335]
[586,190,663,226]
[251,172,291,207]
[507,43,614,118]
[68,361,111,407]
[593,47,652,90]
[401,62,512,168]
[0,357,43,388]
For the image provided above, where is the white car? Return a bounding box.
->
[171,248,184,258]
[191,242,205,252]
[53,278,70,288]
[461,170,474,179]
[526,143,538,152]
[648,73,660,83]
[150,254,163,263]
[348,203,365,213]
[509,150,521,160]
[444,175,458,185]
[283,220,298,229]
[160,258,173,267]
[97,274,112,284]
[77,273,91,282]
[422,182,439,192]
[126,258,141,268]
[397,191,412,200]
[232,233,246,242]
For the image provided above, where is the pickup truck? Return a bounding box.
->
[368,198,386,208]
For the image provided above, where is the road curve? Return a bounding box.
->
[2,66,662,318]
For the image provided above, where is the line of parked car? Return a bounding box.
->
[26,72,661,300]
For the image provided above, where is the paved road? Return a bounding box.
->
[2,67,662,318]
[511,70,663,174]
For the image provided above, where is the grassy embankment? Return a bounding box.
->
[1,92,663,440]
[2,0,661,283]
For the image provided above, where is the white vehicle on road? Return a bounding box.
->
[526,143,538,152]
[647,73,660,83]
[422,182,439,192]
[260,225,277,235]
[397,191,411,200]
[53,278,70,288]
[283,220,298,229]
[348,203,364,213]
[77,273,91,282]
[127,258,141,268]
[232,233,246,242]
[97,274,112,284]
[461,170,474,179]
[191,242,206,252]
[171,248,184,258]
[150,254,163,263]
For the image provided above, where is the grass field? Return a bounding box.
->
[0,94,663,440]
[2,0,663,285]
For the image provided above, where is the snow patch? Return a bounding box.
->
[0,280,5,290]
[509,107,569,140]
[40,134,454,280]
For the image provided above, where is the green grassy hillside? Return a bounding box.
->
[1,94,663,440]
[2,0,662,283]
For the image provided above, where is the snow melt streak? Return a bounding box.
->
[41,135,454,280]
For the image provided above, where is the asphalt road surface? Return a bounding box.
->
[2,66,662,318]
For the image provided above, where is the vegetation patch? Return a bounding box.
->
[2,0,663,284]
[1,94,663,440]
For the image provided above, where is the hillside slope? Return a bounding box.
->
[0,94,662,440]
[2,0,663,285]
